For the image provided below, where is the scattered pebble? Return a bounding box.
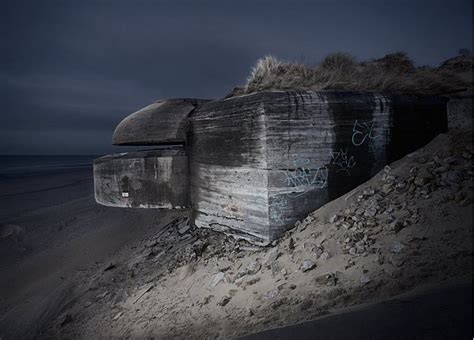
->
[300,260,316,272]
[217,296,231,306]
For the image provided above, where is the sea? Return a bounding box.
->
[0,155,98,178]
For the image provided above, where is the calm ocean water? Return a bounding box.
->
[0,155,98,177]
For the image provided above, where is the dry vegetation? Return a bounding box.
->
[231,52,472,97]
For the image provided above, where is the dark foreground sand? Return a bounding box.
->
[0,165,176,338]
[242,278,472,340]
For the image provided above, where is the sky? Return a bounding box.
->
[1,0,472,155]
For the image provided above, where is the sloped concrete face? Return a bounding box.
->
[190,91,447,244]
[112,98,210,145]
[94,147,189,209]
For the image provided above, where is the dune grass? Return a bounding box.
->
[234,52,470,97]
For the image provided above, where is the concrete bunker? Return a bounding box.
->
[94,98,209,209]
[94,91,448,244]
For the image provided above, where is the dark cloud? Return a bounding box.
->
[1,0,472,154]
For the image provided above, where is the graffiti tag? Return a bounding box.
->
[284,165,328,189]
[352,119,380,146]
[330,148,356,175]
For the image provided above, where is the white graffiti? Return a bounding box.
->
[330,148,356,175]
[284,165,328,189]
[352,119,380,146]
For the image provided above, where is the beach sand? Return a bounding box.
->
[0,164,176,338]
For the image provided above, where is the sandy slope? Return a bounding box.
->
[40,130,472,339]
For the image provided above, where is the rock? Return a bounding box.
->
[390,242,404,253]
[301,260,316,272]
[364,206,378,218]
[59,313,72,327]
[202,295,213,305]
[218,263,232,272]
[239,245,262,252]
[377,253,385,265]
[133,284,154,304]
[96,291,109,300]
[315,235,326,247]
[345,259,355,269]
[288,237,295,251]
[341,221,352,229]
[418,167,434,180]
[363,188,375,196]
[444,170,465,185]
[319,251,330,261]
[246,261,261,275]
[113,291,129,305]
[245,277,260,287]
[389,220,405,233]
[217,295,231,306]
[433,164,449,173]
[264,248,281,267]
[315,272,338,286]
[388,254,404,267]
[236,261,261,278]
[112,311,123,321]
[211,272,226,288]
[271,298,287,309]
[329,215,339,223]
[192,240,208,257]
[103,263,116,272]
[360,275,371,284]
[414,176,427,186]
[312,246,324,257]
[299,299,313,311]
[263,289,279,300]
[178,224,190,235]
[382,183,393,194]
[270,261,282,276]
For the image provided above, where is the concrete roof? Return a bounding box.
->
[112,98,210,145]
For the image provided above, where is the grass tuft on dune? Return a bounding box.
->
[230,52,472,97]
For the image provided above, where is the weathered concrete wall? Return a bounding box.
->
[447,93,473,131]
[189,94,270,241]
[113,98,210,145]
[190,90,447,244]
[94,147,189,209]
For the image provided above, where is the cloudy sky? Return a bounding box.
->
[1,0,472,155]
